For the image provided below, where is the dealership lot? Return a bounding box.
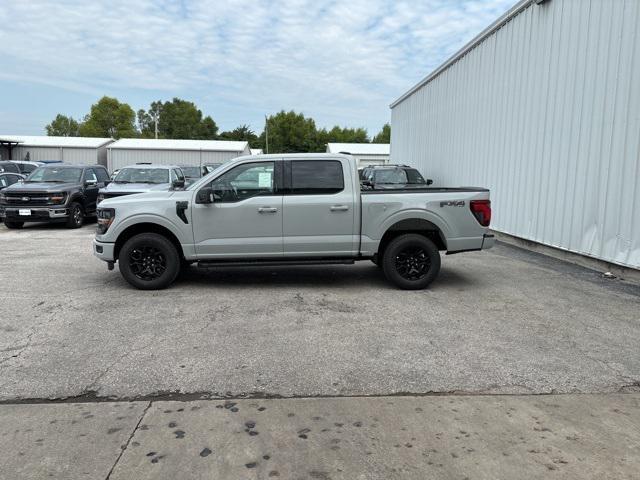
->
[1,223,638,402]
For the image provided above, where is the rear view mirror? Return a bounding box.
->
[172,179,185,189]
[426,179,433,186]
[85,180,97,187]
[196,187,214,204]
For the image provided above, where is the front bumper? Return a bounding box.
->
[93,238,116,262]
[482,233,496,249]
[0,206,70,222]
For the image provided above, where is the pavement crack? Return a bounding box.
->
[105,400,152,480]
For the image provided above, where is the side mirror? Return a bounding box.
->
[196,187,214,204]
[104,180,111,186]
[172,179,185,189]
[85,180,98,187]
[426,179,433,186]
[361,179,373,187]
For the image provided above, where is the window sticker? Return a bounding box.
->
[258,172,272,188]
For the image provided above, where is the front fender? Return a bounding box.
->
[102,212,192,245]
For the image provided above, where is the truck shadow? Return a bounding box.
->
[173,263,478,291]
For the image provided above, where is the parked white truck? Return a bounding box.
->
[93,153,494,290]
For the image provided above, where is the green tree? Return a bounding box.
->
[318,125,369,145]
[372,123,390,144]
[156,98,218,139]
[260,110,320,153]
[78,96,137,138]
[137,101,163,138]
[45,114,80,136]
[219,124,259,146]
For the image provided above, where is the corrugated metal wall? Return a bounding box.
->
[5,146,107,165]
[107,148,248,171]
[391,0,640,269]
[354,154,389,167]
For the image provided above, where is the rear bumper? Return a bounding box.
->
[93,239,116,262]
[0,206,70,222]
[482,233,495,249]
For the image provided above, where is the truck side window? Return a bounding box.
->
[291,160,344,194]
[95,167,109,183]
[210,161,275,202]
[85,169,98,183]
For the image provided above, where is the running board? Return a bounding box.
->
[197,258,356,268]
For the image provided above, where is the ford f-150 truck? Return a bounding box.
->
[93,153,494,290]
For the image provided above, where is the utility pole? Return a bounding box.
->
[154,112,158,139]
[265,115,269,154]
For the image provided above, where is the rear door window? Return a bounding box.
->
[290,160,344,194]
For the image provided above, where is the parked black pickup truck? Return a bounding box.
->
[0,164,110,229]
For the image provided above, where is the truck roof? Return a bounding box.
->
[232,153,353,162]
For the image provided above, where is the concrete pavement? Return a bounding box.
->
[1,394,639,480]
[0,225,639,401]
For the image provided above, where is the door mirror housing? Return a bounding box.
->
[196,187,214,204]
[426,178,433,186]
[85,180,98,187]
[172,179,185,189]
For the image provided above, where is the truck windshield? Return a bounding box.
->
[114,168,169,184]
[375,168,426,184]
[26,167,82,183]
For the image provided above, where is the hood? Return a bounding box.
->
[100,182,172,194]
[99,190,177,207]
[4,182,79,193]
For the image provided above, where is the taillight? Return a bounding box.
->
[470,200,491,227]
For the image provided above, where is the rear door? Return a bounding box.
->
[282,159,357,257]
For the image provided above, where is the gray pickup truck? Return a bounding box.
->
[93,153,494,290]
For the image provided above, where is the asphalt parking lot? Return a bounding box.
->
[1,222,639,402]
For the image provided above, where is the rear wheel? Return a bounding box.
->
[382,234,441,290]
[119,233,180,290]
[65,202,84,229]
[3,221,24,229]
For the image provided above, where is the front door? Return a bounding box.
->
[191,160,283,259]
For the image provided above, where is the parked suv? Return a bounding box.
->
[360,164,433,189]
[98,164,185,203]
[0,164,109,229]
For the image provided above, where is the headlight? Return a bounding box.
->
[97,208,115,234]
[49,193,66,204]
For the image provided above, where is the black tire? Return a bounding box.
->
[382,234,441,290]
[119,233,180,290]
[4,221,24,229]
[66,202,84,229]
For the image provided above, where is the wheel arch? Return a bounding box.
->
[114,222,185,261]
[376,218,447,262]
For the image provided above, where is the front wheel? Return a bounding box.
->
[382,234,441,290]
[65,202,84,229]
[119,233,180,290]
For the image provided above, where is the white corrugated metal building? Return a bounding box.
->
[390,0,640,270]
[326,143,390,167]
[107,139,251,171]
[0,135,112,165]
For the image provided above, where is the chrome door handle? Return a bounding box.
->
[258,207,278,213]
[330,205,349,212]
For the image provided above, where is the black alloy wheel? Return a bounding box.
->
[128,245,167,281]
